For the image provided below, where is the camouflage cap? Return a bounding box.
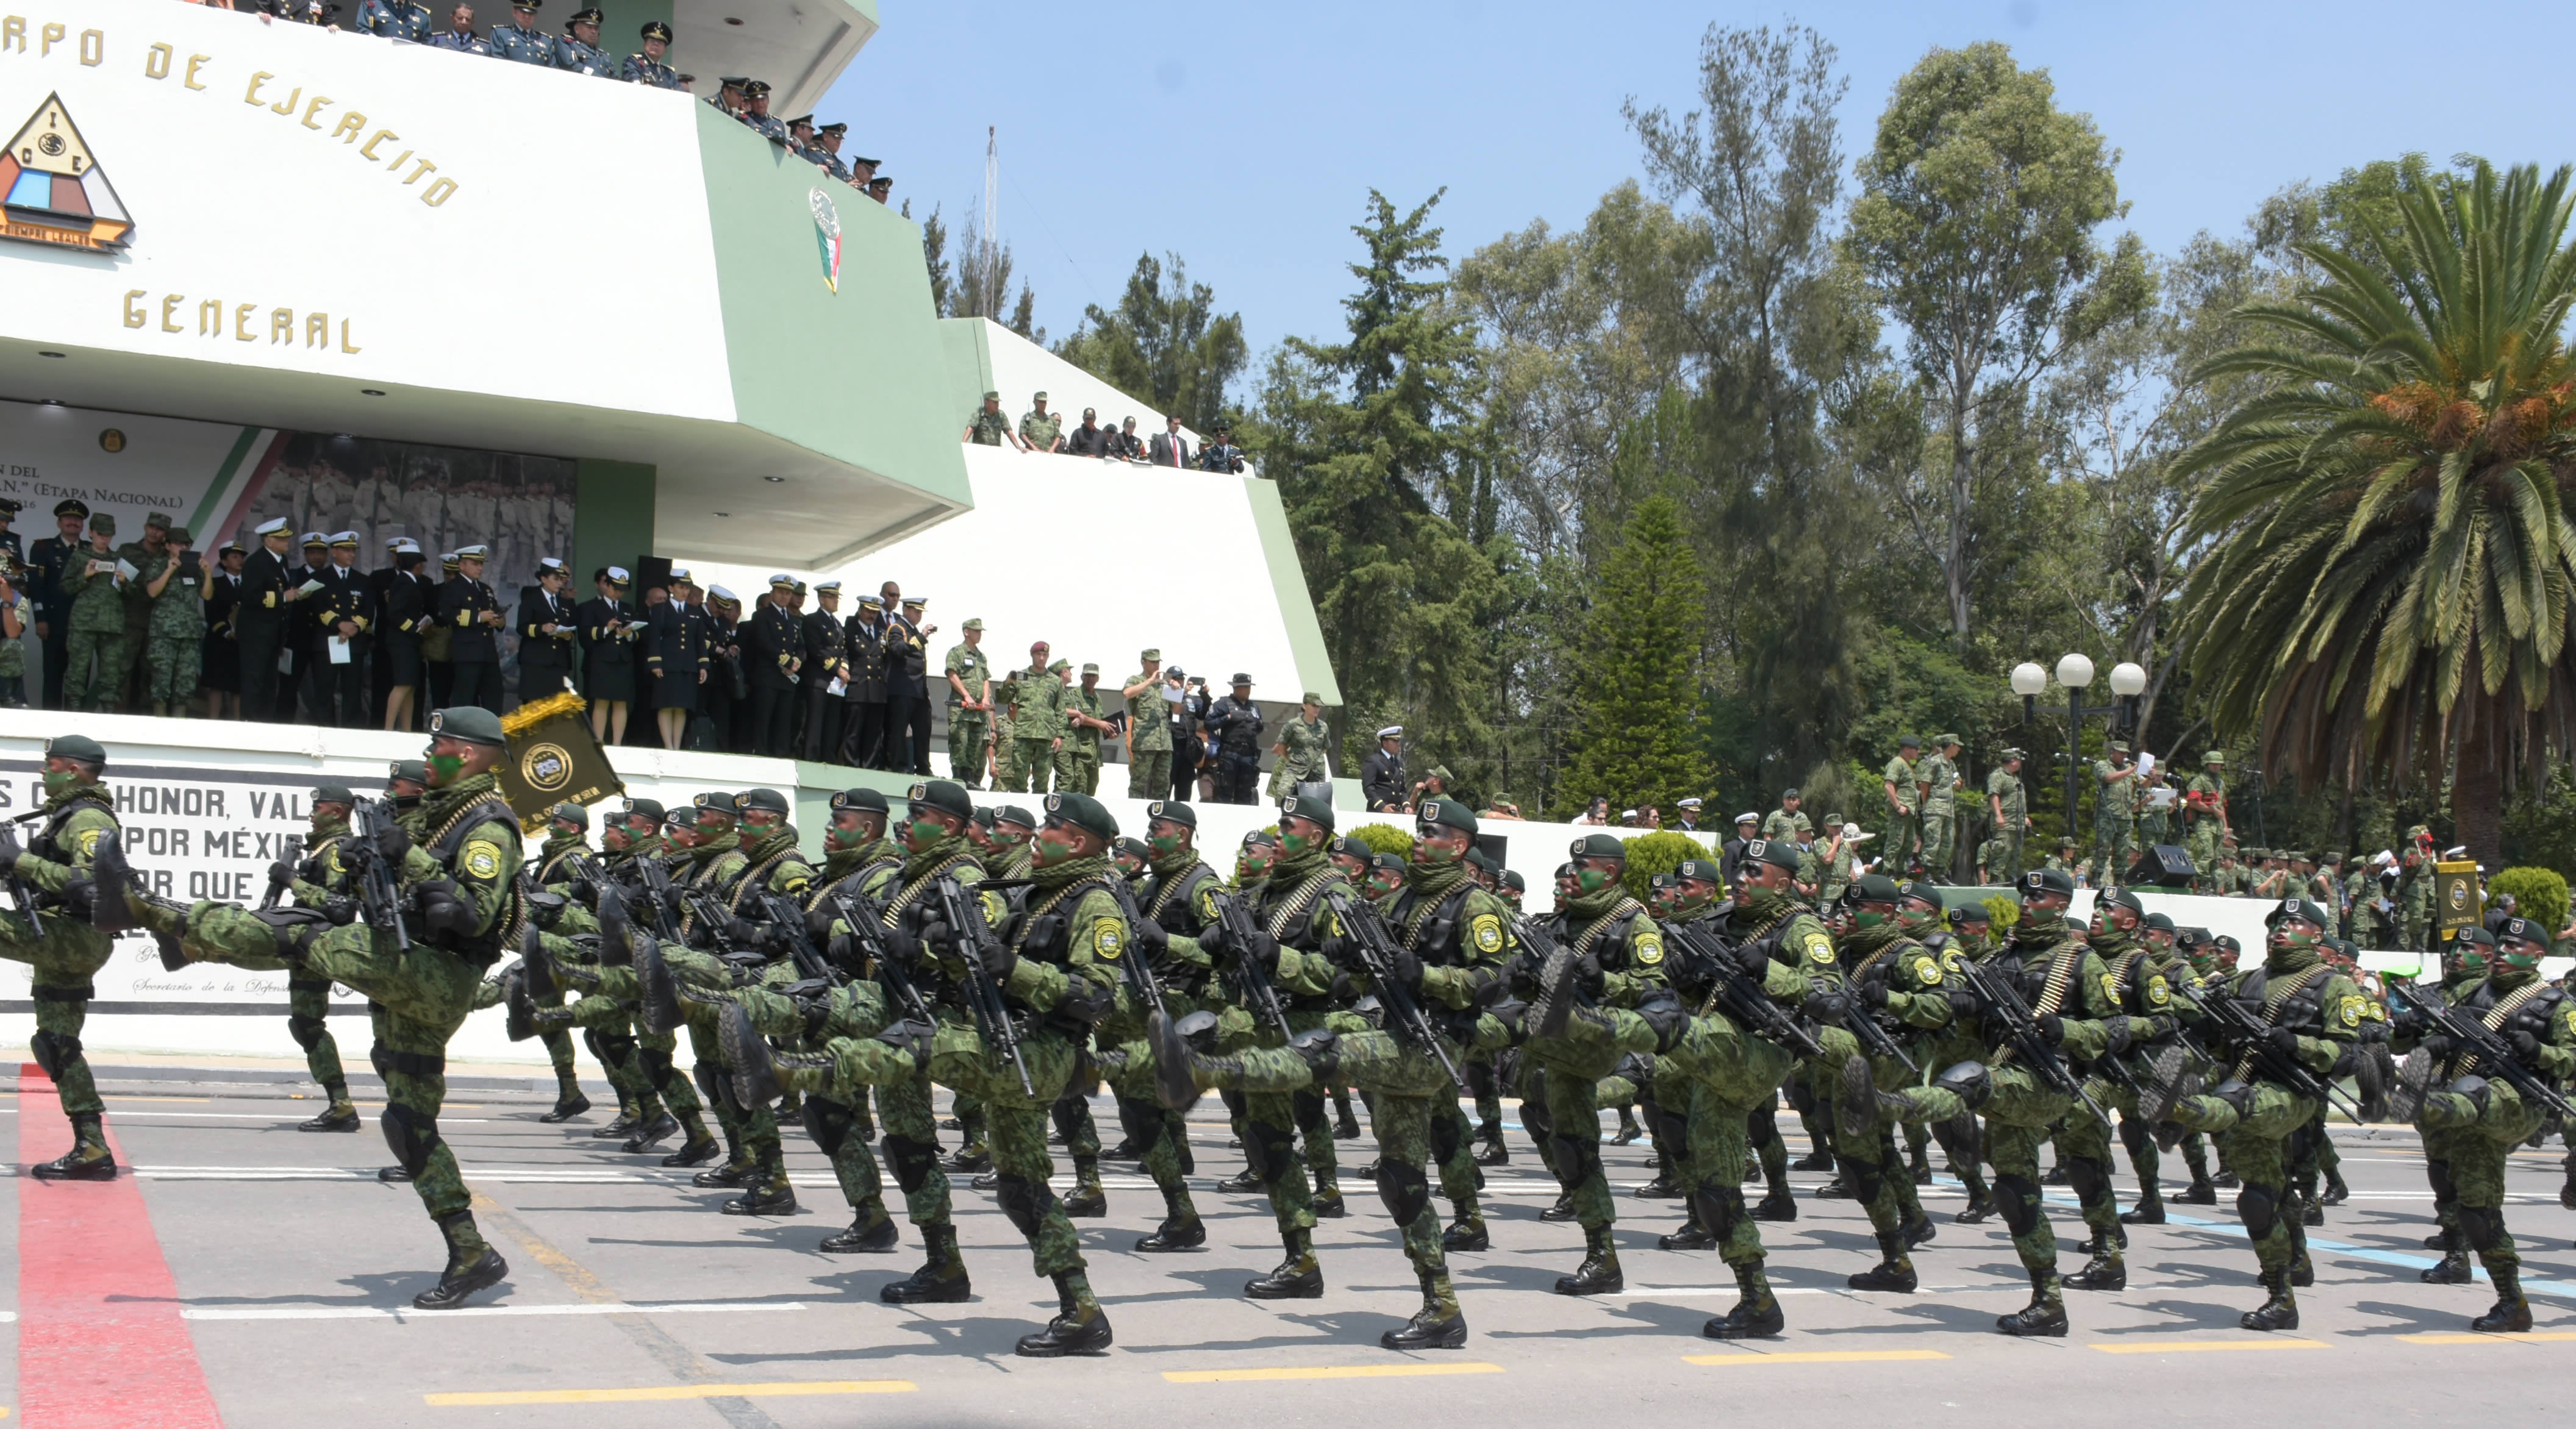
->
[145,511,172,530]
[2203,750,2227,764]
[1140,647,1161,661]
[963,618,984,630]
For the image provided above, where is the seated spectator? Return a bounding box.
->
[1065,408,1108,458]
[426,2,488,52]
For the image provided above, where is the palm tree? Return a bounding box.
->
[2174,160,2576,861]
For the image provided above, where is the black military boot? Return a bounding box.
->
[299,1096,361,1133]
[1382,1270,1469,1350]
[1952,1190,1996,1224]
[2419,1228,2474,1284]
[1750,1181,1798,1222]
[722,1152,798,1217]
[2322,1169,2349,1206]
[1215,1167,1265,1194]
[1312,1186,1348,1219]
[880,1225,972,1304]
[1475,1128,1510,1166]
[1908,1144,1935,1186]
[2240,1269,2299,1331]
[1135,1214,1208,1253]
[1634,1170,1681,1199]
[2288,1246,2314,1288]
[1995,1269,2068,1338]
[820,1205,900,1253]
[1015,1274,1113,1358]
[413,1213,509,1311]
[1101,1138,1141,1163]
[1901,1212,1936,1249]
[593,1106,642,1139]
[1659,1215,1714,1251]
[1612,1107,1644,1146]
[693,1153,753,1188]
[1539,1191,1579,1222]
[1443,1215,1491,1252]
[1062,1157,1107,1219]
[1554,1225,1623,1295]
[2120,1186,2166,1225]
[1846,1234,1918,1292]
[2065,1250,2127,1292]
[2560,1175,2576,1212]
[1813,1174,1857,1200]
[624,1111,681,1153]
[1703,1261,1785,1339]
[1333,1090,1362,1141]
[944,1141,991,1174]
[538,1082,592,1125]
[1791,1147,1836,1173]
[30,1114,117,1181]
[2074,1224,2128,1256]
[2175,1177,2218,1205]
[1245,1231,1324,1300]
[2470,1266,2533,1334]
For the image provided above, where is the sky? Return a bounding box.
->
[815,1,2576,380]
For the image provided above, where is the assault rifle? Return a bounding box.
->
[2387,982,2571,1120]
[1101,873,1168,1022]
[1659,917,1824,1058]
[1325,886,1462,1086]
[933,874,1033,1096]
[1206,888,1293,1038]
[1955,952,2105,1123]
[830,886,937,1025]
[348,797,412,952]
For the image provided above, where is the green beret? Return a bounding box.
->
[1899,880,1945,907]
[1374,852,1407,872]
[1416,797,1477,837]
[548,802,589,830]
[45,733,107,768]
[663,805,699,829]
[1742,836,1800,872]
[970,807,996,829]
[2100,888,2144,914]
[1500,869,1526,893]
[1276,788,1337,833]
[1948,902,1991,927]
[2143,911,2177,933]
[904,779,974,824]
[427,707,506,747]
[388,758,428,786]
[311,783,357,807]
[734,787,791,818]
[1242,829,1279,849]
[995,805,1037,832]
[1569,832,1628,862]
[1335,836,1374,861]
[1674,858,1723,884]
[830,788,889,817]
[1043,791,1118,844]
[1115,836,1152,861]
[619,797,666,822]
[2018,868,2077,898]
[1143,799,1197,831]
[1465,847,1497,874]
[1848,873,1903,903]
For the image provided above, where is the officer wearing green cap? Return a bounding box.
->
[1121,649,1171,800]
[1916,735,1963,881]
[114,709,523,1307]
[2091,740,2139,886]
[60,511,127,711]
[2152,895,2363,1333]
[943,618,994,787]
[1020,391,1065,453]
[0,734,124,1178]
[1266,691,1332,800]
[964,390,1027,449]
[1057,663,1112,794]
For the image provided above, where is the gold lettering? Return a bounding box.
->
[184,53,210,90]
[422,177,457,208]
[124,290,148,329]
[359,129,397,160]
[235,303,256,342]
[269,86,301,118]
[271,308,294,344]
[198,298,223,337]
[307,312,328,348]
[162,293,184,333]
[1,18,24,54]
[330,111,365,143]
[340,319,360,355]
[403,159,436,186]
[301,96,332,130]
[145,41,171,79]
[38,21,62,55]
[79,27,101,65]
[244,72,272,107]
[384,149,412,174]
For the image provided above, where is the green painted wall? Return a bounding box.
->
[592,0,674,62]
[574,459,657,589]
[1246,477,1339,705]
[939,318,995,426]
[696,105,969,510]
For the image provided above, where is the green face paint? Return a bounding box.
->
[1148,832,1182,857]
[1851,906,1889,930]
[1575,865,1613,894]
[1278,824,1314,857]
[1412,838,1461,866]
[906,817,946,852]
[825,819,870,852]
[1031,826,1079,868]
[425,752,466,788]
[41,768,80,798]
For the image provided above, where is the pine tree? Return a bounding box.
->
[1561,496,1706,815]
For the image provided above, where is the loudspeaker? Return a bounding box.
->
[2126,843,2197,888]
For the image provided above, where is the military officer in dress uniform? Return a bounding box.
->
[800,581,848,763]
[554,7,616,75]
[357,0,432,40]
[236,517,306,721]
[28,498,88,709]
[745,575,803,758]
[438,544,506,713]
[812,122,854,182]
[621,19,682,87]
[515,557,578,702]
[426,4,490,52]
[839,594,892,766]
[488,0,557,63]
[739,80,790,142]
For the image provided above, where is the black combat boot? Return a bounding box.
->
[30,1114,117,1181]
[1995,1268,2068,1338]
[2288,1247,2314,1288]
[1952,1191,1996,1224]
[1015,1274,1113,1358]
[1703,1261,1784,1339]
[1553,1225,1623,1295]
[943,1141,991,1174]
[880,1225,971,1304]
[1634,1169,1682,1199]
[1908,1144,1935,1186]
[819,1206,900,1253]
[2174,1177,2218,1205]
[2074,1224,2128,1256]
[1135,1215,1208,1253]
[722,1151,798,1216]
[1612,1108,1644,1146]
[1901,1213,1936,1249]
[413,1213,509,1311]
[2120,1187,2166,1225]
[693,1154,753,1188]
[1658,1215,1714,1251]
[2560,1175,2576,1212]
[299,1095,362,1133]
[659,1127,720,1166]
[1333,1091,1362,1141]
[1813,1174,1857,1200]
[623,1111,681,1153]
[2420,1228,2473,1284]
[1101,1138,1141,1163]
[1443,1215,1491,1252]
[1381,1270,1469,1350]
[1846,1233,1918,1293]
[1215,1167,1265,1194]
[1791,1148,1835,1173]
[2470,1266,2533,1333]
[1475,1128,1510,1166]
[2240,1269,2299,1331]
[1062,1156,1107,1219]
[538,1082,592,1125]
[2065,1250,2127,1292]
[2322,1169,2350,1206]
[1539,1191,1579,1222]
[592,1108,642,1139]
[1245,1231,1324,1300]
[1750,1182,1798,1222]
[1311,1186,1348,1219]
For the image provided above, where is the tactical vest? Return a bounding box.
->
[1254,871,1339,1013]
[2452,977,2567,1073]
[1387,884,1475,968]
[2229,962,2333,1038]
[28,788,114,866]
[1143,861,1218,936]
[1553,897,1648,972]
[424,795,521,966]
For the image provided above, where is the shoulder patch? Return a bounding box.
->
[462,839,505,881]
[1093,916,1124,960]
[1195,886,1219,923]
[1633,930,1664,966]
[2145,976,2171,1007]
[75,827,102,859]
[2338,994,2363,1027]
[1938,949,1966,975]
[1803,931,1836,966]
[1471,913,1504,955]
[1918,959,1945,986]
[2098,972,2121,1006]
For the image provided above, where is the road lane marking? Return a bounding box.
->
[1685,1350,1949,1365]
[426,1381,914,1406]
[2398,1331,2576,1345]
[1164,1363,1503,1383]
[2091,1339,2328,1353]
[185,1300,809,1322]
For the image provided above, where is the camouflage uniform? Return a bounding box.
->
[965,407,1014,446]
[1125,665,1171,799]
[1266,711,1331,800]
[3,779,121,1167]
[1880,750,1917,873]
[145,549,206,709]
[2184,768,2228,884]
[1916,746,1959,880]
[943,638,992,788]
[1056,680,1107,795]
[1020,407,1064,452]
[1011,666,1065,796]
[2091,757,2137,886]
[60,537,128,711]
[1989,764,2027,880]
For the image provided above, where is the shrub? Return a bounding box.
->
[1982,893,2020,930]
[2488,866,2569,935]
[1347,823,1415,859]
[1620,830,1714,899]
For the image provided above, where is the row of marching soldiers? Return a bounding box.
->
[25,740,2571,1349]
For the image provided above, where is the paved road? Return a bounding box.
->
[4,1070,2571,1426]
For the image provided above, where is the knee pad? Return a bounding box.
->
[1429,1109,1465,1166]
[369,1044,392,1080]
[1846,1156,1886,1208]
[1694,1181,1748,1239]
[380,1103,442,1176]
[1375,1161,1431,1226]
[693,1060,732,1114]
[1933,1060,1993,1110]
[1994,1174,2042,1236]
[2426,1158,2456,1202]
[1786,1078,1816,1116]
[2441,1075,2494,1117]
[801,1096,855,1157]
[2119,1116,2152,1161]
[28,1029,80,1078]
[882,1133,939,1195]
[2458,1203,2504,1252]
[640,1047,679,1092]
[1550,1132,1600,1181]
[1291,1089,1327,1131]
[2237,1183,2279,1241]
[288,1014,328,1052]
[2066,1155,2112,1206]
[1747,1105,1781,1148]
[1117,1097,1169,1158]
[2209,1078,2257,1119]
[1247,1121,1297,1184]
[993,1172,1056,1238]
[594,1031,639,1067]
